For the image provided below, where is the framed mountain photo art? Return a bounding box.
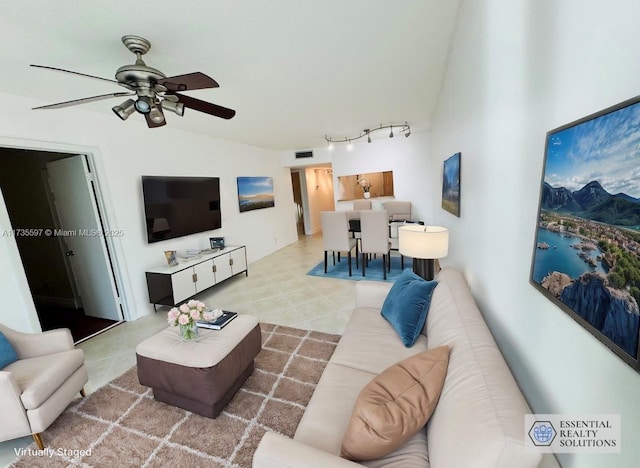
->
[442,152,461,217]
[530,95,640,372]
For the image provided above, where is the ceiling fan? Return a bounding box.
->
[31,35,236,128]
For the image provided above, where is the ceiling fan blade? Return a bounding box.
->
[158,72,219,92]
[175,93,236,120]
[30,64,119,84]
[145,109,167,128]
[32,92,135,110]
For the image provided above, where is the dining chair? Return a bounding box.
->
[359,210,391,279]
[383,201,412,221]
[353,200,372,210]
[321,211,359,276]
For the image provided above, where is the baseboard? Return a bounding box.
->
[34,295,78,308]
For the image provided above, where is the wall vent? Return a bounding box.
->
[295,150,313,159]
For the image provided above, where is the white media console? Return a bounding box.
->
[145,245,247,307]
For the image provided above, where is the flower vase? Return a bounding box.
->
[179,323,199,341]
[363,192,371,199]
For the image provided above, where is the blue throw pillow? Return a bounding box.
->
[0,331,18,369]
[381,270,438,347]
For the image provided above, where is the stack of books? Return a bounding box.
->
[196,311,238,330]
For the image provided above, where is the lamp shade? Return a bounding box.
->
[398,225,449,259]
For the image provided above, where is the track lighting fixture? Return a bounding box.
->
[325,122,410,150]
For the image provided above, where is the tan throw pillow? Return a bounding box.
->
[340,345,450,461]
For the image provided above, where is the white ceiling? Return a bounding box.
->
[0,0,460,151]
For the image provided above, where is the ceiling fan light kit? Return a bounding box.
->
[31,35,235,128]
[324,122,410,150]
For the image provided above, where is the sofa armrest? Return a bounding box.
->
[253,432,361,468]
[355,280,392,310]
[0,325,74,359]
[0,371,31,440]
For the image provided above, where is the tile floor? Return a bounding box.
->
[1,234,363,466]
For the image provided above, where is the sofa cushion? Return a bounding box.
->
[330,308,428,375]
[0,331,18,369]
[381,270,438,347]
[341,346,450,461]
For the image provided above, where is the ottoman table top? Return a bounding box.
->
[136,314,259,368]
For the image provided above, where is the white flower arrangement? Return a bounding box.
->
[357,177,372,193]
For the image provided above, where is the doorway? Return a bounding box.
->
[0,147,123,342]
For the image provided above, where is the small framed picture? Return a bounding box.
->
[164,250,178,266]
[210,237,225,250]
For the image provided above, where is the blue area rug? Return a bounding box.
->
[307,254,412,282]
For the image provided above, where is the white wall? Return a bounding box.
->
[0,92,297,332]
[290,131,433,220]
[430,1,640,467]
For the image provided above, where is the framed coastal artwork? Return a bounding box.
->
[442,152,461,217]
[237,176,275,212]
[530,96,640,372]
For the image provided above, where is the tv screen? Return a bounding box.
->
[142,176,221,243]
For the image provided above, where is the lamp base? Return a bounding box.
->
[412,258,436,281]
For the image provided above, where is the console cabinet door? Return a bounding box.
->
[171,268,197,304]
[213,253,233,283]
[193,259,216,293]
[230,247,247,274]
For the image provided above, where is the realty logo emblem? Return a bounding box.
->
[529,421,557,446]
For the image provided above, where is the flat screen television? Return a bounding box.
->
[142,176,221,243]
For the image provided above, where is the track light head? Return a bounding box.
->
[389,126,394,138]
[112,99,136,120]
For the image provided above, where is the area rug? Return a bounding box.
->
[11,323,340,468]
[306,254,411,282]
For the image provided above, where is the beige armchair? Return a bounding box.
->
[0,324,88,449]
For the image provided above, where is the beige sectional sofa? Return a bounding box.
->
[253,268,544,467]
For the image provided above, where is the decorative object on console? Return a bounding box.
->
[442,152,461,217]
[341,346,450,461]
[325,122,410,150]
[237,176,275,212]
[399,225,449,281]
[164,250,178,266]
[167,300,217,341]
[210,236,225,249]
[381,269,438,347]
[530,95,640,373]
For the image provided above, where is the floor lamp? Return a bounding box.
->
[398,225,449,280]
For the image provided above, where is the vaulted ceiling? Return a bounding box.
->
[0,0,460,151]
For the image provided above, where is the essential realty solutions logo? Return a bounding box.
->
[524,414,620,453]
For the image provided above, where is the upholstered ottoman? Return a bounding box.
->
[136,314,261,418]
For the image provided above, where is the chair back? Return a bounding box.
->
[353,200,372,210]
[321,211,351,252]
[360,210,389,255]
[383,201,412,221]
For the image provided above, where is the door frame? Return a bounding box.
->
[0,136,134,326]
